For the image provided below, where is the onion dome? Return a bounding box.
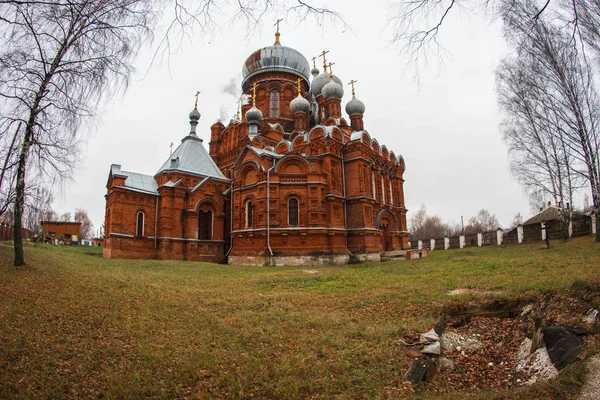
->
[311,72,344,98]
[189,106,201,121]
[345,96,365,115]
[311,66,320,77]
[290,93,311,114]
[241,42,311,91]
[245,105,263,124]
[322,78,344,100]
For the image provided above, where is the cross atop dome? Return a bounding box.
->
[319,50,329,71]
[274,18,283,44]
[348,80,358,96]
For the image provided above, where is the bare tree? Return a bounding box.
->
[74,208,93,239]
[498,0,600,241]
[387,0,600,73]
[496,55,582,209]
[23,187,55,238]
[409,204,463,239]
[464,209,499,234]
[1,0,155,266]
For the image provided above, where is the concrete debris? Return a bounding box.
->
[421,341,441,355]
[515,338,559,385]
[582,308,599,325]
[441,331,483,352]
[420,328,440,343]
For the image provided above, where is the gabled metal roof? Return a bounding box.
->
[110,164,158,194]
[156,135,228,181]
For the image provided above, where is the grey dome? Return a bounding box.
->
[246,105,263,124]
[311,66,320,76]
[311,72,343,98]
[322,79,344,100]
[189,107,201,120]
[290,94,310,114]
[242,43,311,91]
[345,96,365,115]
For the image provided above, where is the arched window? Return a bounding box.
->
[245,201,253,228]
[288,198,299,226]
[136,211,144,237]
[198,210,212,240]
[270,89,280,118]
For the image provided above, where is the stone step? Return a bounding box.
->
[381,250,407,262]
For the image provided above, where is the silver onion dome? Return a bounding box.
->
[311,72,343,98]
[311,66,320,76]
[246,105,263,124]
[322,79,344,100]
[345,96,365,115]
[242,43,311,91]
[290,93,311,114]
[189,106,201,120]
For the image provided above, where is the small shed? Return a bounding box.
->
[41,221,82,245]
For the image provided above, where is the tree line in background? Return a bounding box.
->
[409,205,509,241]
[0,187,94,240]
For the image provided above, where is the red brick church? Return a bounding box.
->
[103,30,409,265]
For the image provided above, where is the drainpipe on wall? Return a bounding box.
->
[154,196,159,249]
[267,161,276,257]
[226,181,234,257]
[340,153,352,256]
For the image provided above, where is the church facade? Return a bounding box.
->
[103,32,409,266]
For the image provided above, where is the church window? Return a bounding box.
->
[245,201,253,228]
[198,210,212,240]
[381,176,385,204]
[389,180,394,205]
[288,198,299,226]
[270,89,280,118]
[136,211,144,237]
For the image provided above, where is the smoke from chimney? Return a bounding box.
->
[219,106,229,122]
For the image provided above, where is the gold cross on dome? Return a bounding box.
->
[296,77,302,95]
[327,61,335,78]
[348,79,357,96]
[319,50,329,71]
[274,18,283,32]
[311,56,317,69]
[194,91,200,108]
[274,18,283,43]
[252,82,258,105]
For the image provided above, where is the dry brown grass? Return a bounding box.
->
[1,237,599,399]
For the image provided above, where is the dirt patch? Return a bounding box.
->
[400,295,600,395]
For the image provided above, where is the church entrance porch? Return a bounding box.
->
[380,221,391,251]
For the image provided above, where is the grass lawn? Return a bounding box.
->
[0,237,599,399]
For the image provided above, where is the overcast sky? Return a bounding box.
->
[53,0,534,234]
